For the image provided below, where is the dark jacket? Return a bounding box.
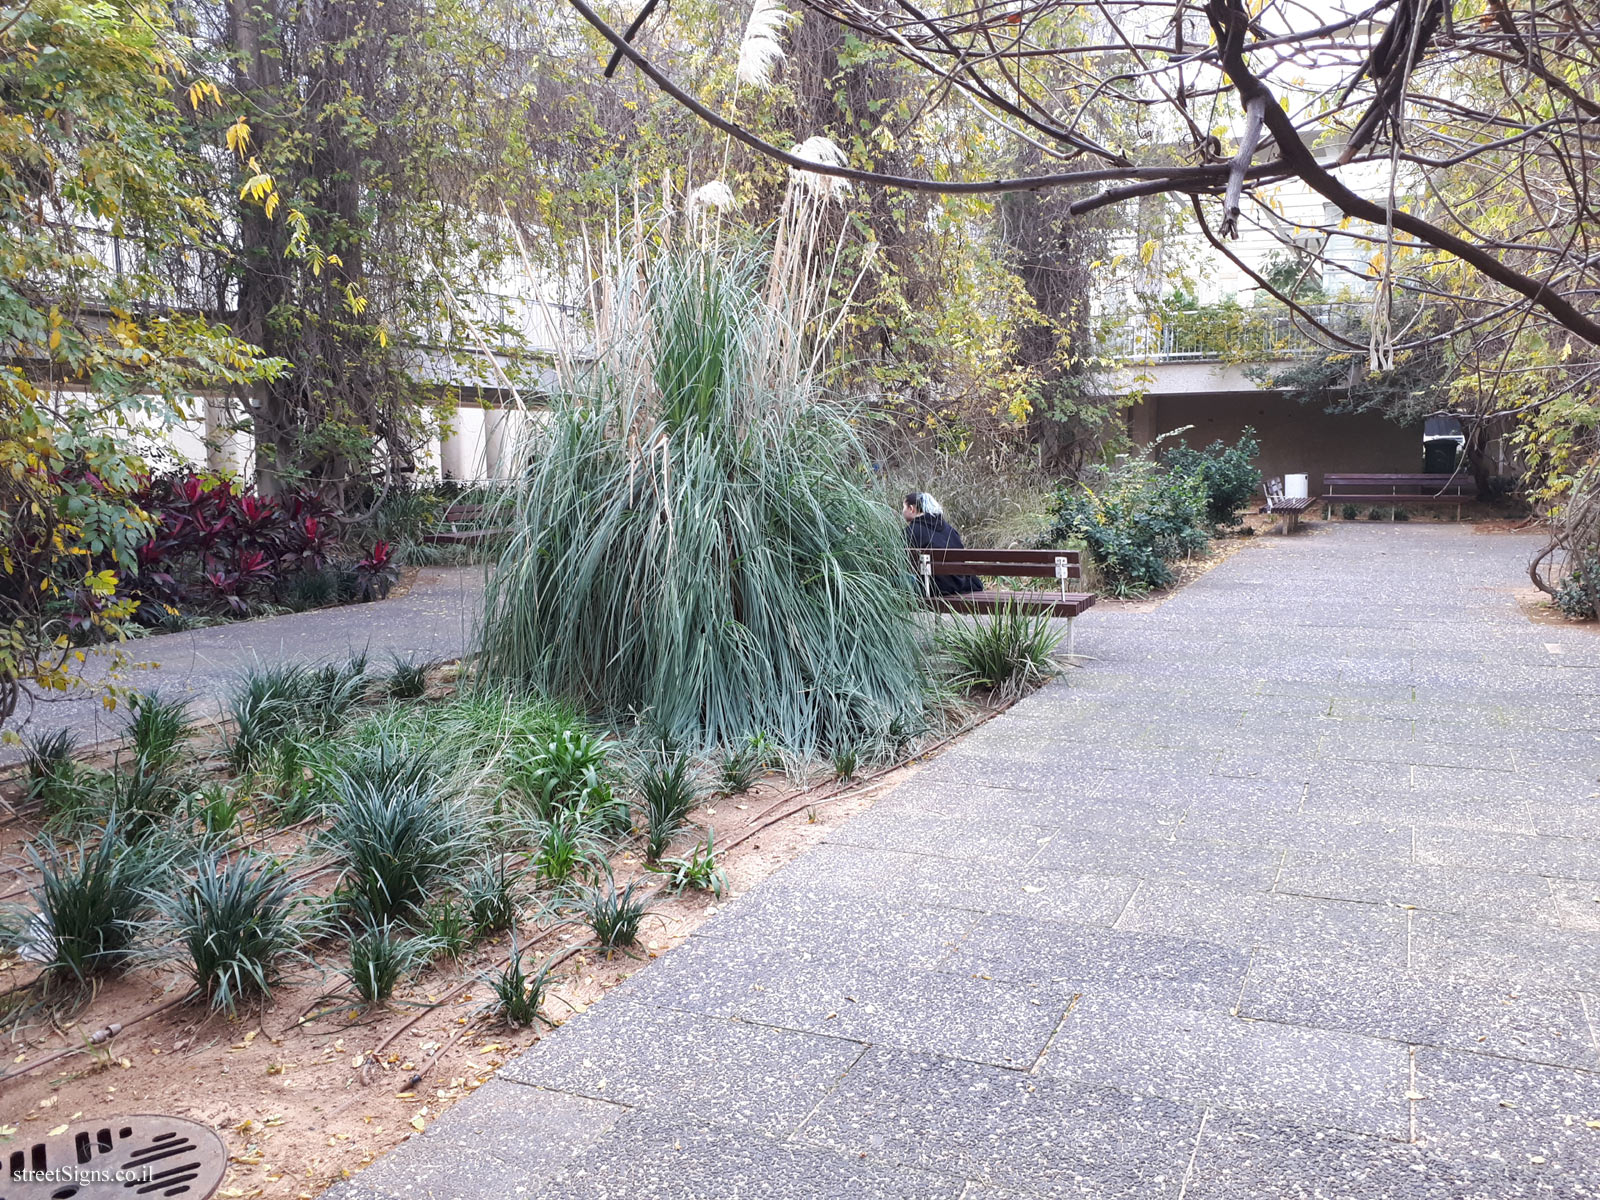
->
[906,513,983,596]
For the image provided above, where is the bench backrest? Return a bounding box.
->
[909,547,1082,583]
[1323,474,1476,497]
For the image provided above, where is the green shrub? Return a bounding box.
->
[574,871,654,953]
[463,857,523,936]
[1341,503,1359,520]
[936,602,1065,699]
[475,249,926,753]
[124,691,190,771]
[1044,449,1209,595]
[425,898,471,959]
[531,811,604,888]
[225,656,369,770]
[506,729,613,821]
[21,729,82,815]
[107,758,192,838]
[1162,428,1262,528]
[386,655,429,700]
[1393,507,1411,522]
[155,852,305,1012]
[717,740,765,795]
[1366,507,1386,521]
[325,768,472,925]
[1555,554,1599,620]
[190,782,247,834]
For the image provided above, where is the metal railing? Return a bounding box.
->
[1097,302,1366,364]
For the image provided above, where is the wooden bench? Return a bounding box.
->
[911,547,1096,658]
[1322,474,1477,521]
[1259,478,1315,534]
[422,502,509,546]
[1260,495,1315,534]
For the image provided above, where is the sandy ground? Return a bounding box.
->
[0,726,932,1199]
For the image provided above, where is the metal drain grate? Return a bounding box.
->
[3,1114,227,1200]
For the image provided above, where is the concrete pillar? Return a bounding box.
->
[439,409,469,482]
[483,405,509,480]
[204,396,250,478]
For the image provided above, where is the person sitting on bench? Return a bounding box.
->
[902,492,982,596]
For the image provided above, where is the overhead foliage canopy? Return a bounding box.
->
[0,0,281,727]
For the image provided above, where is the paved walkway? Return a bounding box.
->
[0,566,484,764]
[346,526,1589,1197]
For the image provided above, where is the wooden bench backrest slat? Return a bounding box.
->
[1322,474,1475,497]
[910,547,1081,579]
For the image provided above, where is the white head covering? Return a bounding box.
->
[918,492,943,517]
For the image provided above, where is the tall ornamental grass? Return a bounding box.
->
[477,247,925,752]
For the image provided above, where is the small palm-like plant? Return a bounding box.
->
[638,755,700,863]
[386,655,429,699]
[226,655,369,770]
[154,852,305,1012]
[650,833,727,898]
[506,730,612,821]
[22,729,83,815]
[485,935,558,1028]
[227,663,310,770]
[425,898,471,959]
[717,740,765,795]
[345,919,437,1004]
[463,857,523,936]
[107,758,190,839]
[531,812,604,888]
[574,871,654,954]
[935,602,1065,700]
[124,691,190,772]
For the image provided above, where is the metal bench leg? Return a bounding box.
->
[1066,616,1076,660]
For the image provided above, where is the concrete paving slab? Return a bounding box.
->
[1038,995,1412,1138]
[499,1001,866,1135]
[798,1046,1202,1198]
[1239,959,1599,1069]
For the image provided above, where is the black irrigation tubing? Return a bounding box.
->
[0,991,198,1088]
[358,928,588,1087]
[391,941,591,1094]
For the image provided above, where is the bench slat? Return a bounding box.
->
[932,590,1096,618]
[912,547,1082,580]
[1322,494,1468,503]
[1322,473,1475,499]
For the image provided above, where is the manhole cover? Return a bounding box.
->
[3,1114,227,1199]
